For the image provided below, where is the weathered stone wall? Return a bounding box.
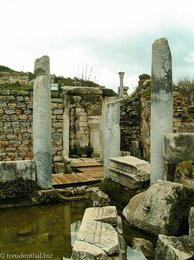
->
[51,92,64,165]
[120,97,140,152]
[0,89,101,167]
[0,72,29,85]
[69,95,102,153]
[69,96,90,151]
[0,90,33,161]
[173,91,194,133]
[0,90,64,170]
[1,81,193,165]
[121,74,194,161]
[139,75,151,160]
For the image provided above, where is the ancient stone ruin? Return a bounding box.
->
[150,38,173,183]
[0,36,194,259]
[122,38,194,259]
[33,55,52,189]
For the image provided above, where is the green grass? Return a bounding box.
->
[0,83,33,91]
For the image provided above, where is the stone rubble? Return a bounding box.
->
[72,206,126,259]
[123,181,186,235]
[109,156,150,189]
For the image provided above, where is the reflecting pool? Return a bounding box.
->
[0,200,90,260]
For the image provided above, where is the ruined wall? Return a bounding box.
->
[51,92,64,165]
[173,91,194,133]
[0,90,33,161]
[120,97,140,152]
[0,90,64,170]
[120,74,194,161]
[1,81,193,165]
[69,95,102,154]
[0,72,29,86]
[139,75,151,160]
[0,89,101,166]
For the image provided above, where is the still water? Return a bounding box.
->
[0,200,90,260]
[0,201,153,260]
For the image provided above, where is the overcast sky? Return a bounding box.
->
[1,0,194,92]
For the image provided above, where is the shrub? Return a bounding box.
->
[176,76,194,105]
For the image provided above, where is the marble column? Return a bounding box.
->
[103,98,120,178]
[33,55,52,189]
[150,38,173,183]
[118,72,125,97]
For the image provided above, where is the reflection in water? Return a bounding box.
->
[0,200,90,260]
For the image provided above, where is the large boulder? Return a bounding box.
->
[86,187,110,207]
[123,181,188,235]
[155,234,194,260]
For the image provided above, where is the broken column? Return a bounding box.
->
[150,38,173,183]
[118,72,125,97]
[103,99,120,178]
[33,55,52,189]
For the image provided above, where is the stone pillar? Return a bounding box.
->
[118,72,125,97]
[33,55,52,189]
[150,38,173,183]
[88,116,101,157]
[103,98,120,178]
[63,94,70,157]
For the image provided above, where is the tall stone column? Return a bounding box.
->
[150,38,173,183]
[118,72,125,97]
[33,55,52,189]
[103,98,120,178]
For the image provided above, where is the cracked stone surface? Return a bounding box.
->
[71,206,123,259]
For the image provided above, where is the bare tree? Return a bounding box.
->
[77,64,100,86]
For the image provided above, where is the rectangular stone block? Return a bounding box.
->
[0,160,36,182]
[109,156,150,189]
[72,206,125,259]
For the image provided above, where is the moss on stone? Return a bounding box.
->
[98,179,142,208]
[165,186,194,235]
[0,178,39,202]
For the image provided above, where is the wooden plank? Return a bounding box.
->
[52,166,104,187]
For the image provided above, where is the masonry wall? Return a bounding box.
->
[69,95,102,153]
[0,90,64,171]
[51,92,64,166]
[1,82,193,165]
[120,74,194,160]
[120,97,140,152]
[0,72,29,85]
[0,90,33,161]
[0,89,101,169]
